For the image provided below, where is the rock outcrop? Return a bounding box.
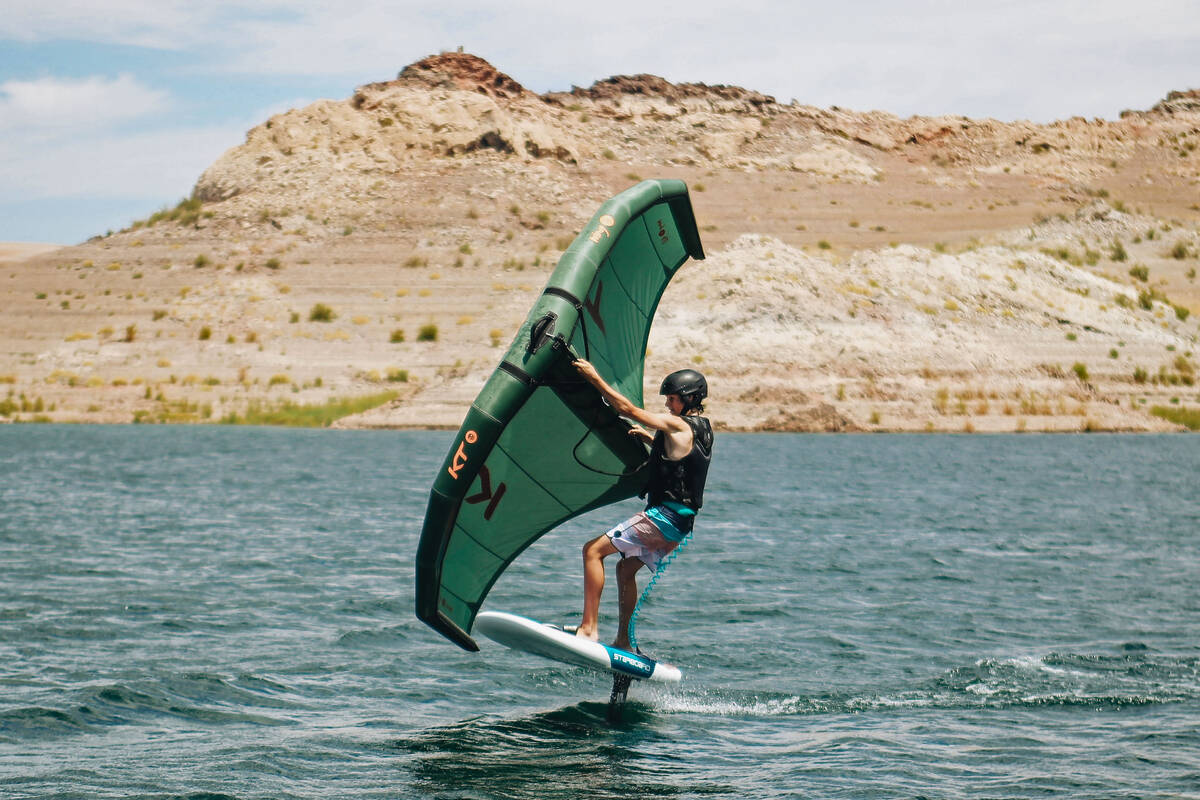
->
[391,52,532,99]
[1150,89,1200,115]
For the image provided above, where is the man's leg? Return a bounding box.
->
[577,533,617,641]
[612,555,645,651]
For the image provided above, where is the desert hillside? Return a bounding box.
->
[2,53,1198,431]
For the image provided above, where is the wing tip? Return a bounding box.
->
[417,608,481,652]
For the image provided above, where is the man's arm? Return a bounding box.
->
[573,358,688,436]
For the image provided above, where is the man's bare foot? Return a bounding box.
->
[611,638,630,651]
[574,626,599,641]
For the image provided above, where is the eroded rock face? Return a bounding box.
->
[195,55,583,205]
[195,52,1200,217]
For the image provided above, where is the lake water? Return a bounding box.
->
[2,426,1198,798]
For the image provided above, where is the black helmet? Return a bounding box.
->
[660,369,707,409]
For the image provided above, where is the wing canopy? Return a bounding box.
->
[416,179,704,650]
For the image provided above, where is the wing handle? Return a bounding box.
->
[528,312,558,354]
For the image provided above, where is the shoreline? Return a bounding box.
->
[0,417,1189,433]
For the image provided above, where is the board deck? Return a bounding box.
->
[474,611,682,683]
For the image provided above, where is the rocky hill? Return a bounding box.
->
[3,52,1199,431]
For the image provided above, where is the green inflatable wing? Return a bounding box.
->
[416,179,705,651]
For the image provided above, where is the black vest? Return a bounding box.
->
[643,415,713,515]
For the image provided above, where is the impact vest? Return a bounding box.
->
[642,415,713,518]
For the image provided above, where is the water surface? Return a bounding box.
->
[2,427,1197,798]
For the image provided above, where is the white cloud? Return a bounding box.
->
[0,74,170,133]
[0,122,241,201]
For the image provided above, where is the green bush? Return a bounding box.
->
[1042,247,1074,264]
[309,303,335,322]
[220,391,398,428]
[1128,264,1149,282]
[1150,405,1200,430]
[135,196,203,229]
[1071,362,1089,381]
[417,324,438,342]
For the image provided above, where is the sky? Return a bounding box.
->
[1,1,1197,245]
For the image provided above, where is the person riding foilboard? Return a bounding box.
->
[571,359,714,650]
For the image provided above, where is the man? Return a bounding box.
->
[571,358,714,650]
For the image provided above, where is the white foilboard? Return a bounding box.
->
[474,611,682,683]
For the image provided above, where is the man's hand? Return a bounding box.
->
[573,358,601,384]
[628,425,653,444]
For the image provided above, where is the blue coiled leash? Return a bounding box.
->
[627,529,693,653]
